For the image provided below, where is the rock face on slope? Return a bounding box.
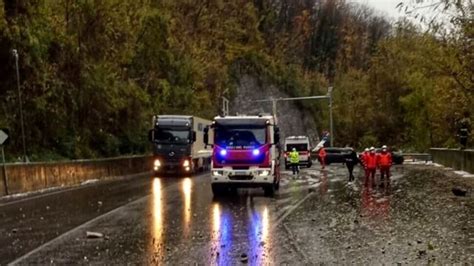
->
[230,74,320,147]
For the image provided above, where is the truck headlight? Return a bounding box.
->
[258,170,270,176]
[183,159,190,167]
[154,159,161,167]
[212,170,223,176]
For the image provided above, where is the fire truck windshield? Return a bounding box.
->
[215,126,267,148]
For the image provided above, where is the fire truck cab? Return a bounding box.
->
[204,115,281,197]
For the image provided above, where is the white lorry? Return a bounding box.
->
[148,115,212,175]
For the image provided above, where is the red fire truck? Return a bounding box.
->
[204,114,281,197]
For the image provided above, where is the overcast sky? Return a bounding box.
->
[348,0,405,18]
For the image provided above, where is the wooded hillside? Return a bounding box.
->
[0,0,472,160]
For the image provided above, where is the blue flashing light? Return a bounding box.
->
[252,149,260,156]
[220,149,227,156]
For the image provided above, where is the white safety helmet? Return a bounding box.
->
[364,148,369,152]
[292,148,296,151]
[382,145,388,149]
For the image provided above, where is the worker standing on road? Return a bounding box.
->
[360,148,370,180]
[377,145,392,187]
[344,148,359,182]
[318,147,327,170]
[458,111,471,149]
[365,147,377,186]
[289,148,300,175]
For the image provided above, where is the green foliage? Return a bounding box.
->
[0,0,471,161]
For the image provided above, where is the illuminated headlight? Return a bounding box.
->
[212,170,223,176]
[258,170,270,176]
[154,159,161,167]
[183,159,190,167]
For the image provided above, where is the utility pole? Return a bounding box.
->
[12,49,28,162]
[328,87,334,147]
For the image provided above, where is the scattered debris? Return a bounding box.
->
[418,250,427,258]
[452,187,467,197]
[86,231,104,239]
[428,242,434,250]
[240,253,248,263]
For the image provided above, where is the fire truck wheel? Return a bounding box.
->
[264,184,275,197]
[212,184,226,197]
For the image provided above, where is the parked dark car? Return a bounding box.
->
[375,149,404,165]
[312,147,353,165]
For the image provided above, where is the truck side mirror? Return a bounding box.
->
[203,127,209,145]
[148,129,155,143]
[192,131,197,142]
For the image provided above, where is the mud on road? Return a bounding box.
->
[281,165,474,264]
[2,164,473,265]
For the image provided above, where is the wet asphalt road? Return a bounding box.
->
[1,163,473,265]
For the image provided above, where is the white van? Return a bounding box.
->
[284,136,312,169]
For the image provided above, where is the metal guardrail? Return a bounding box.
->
[402,153,432,162]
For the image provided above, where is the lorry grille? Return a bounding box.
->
[229,175,253,181]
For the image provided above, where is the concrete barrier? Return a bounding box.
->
[430,148,474,173]
[0,155,153,196]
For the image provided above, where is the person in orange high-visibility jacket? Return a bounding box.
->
[359,148,370,180]
[365,147,377,186]
[377,145,392,187]
[318,147,327,169]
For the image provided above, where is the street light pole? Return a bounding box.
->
[12,49,27,162]
[328,87,334,147]
[222,96,229,116]
[254,89,335,146]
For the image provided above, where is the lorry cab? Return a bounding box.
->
[148,115,211,176]
[204,115,281,197]
[284,136,312,169]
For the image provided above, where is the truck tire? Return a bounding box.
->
[212,184,226,197]
[275,180,280,191]
[263,184,275,197]
[307,161,312,168]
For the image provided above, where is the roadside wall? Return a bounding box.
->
[0,155,152,196]
[430,148,474,173]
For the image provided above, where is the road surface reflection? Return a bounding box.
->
[211,203,233,265]
[149,178,165,262]
[249,205,272,264]
[360,185,391,222]
[211,198,273,265]
[181,178,192,237]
